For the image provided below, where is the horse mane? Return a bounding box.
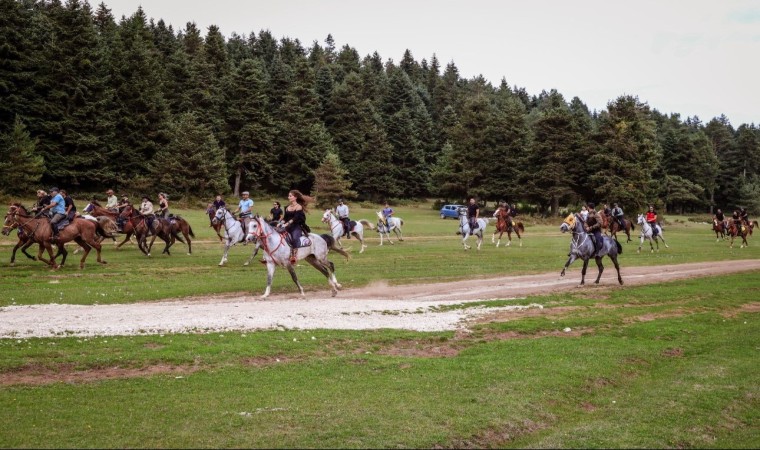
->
[91,200,102,207]
[11,202,29,214]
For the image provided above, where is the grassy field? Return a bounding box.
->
[0,273,757,448]
[1,200,758,448]
[1,200,758,306]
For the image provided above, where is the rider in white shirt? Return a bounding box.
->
[336,198,350,238]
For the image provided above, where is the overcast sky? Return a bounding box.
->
[102,0,759,126]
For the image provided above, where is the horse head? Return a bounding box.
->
[321,209,334,223]
[212,206,228,224]
[560,213,577,233]
[637,214,645,226]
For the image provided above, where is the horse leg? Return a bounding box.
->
[86,233,105,265]
[354,232,367,253]
[476,233,483,251]
[462,233,470,250]
[560,254,577,278]
[304,254,338,296]
[73,237,91,269]
[660,234,669,249]
[506,231,512,247]
[261,262,277,298]
[610,255,623,285]
[516,230,522,247]
[37,242,57,269]
[56,243,68,267]
[219,242,232,266]
[594,256,604,284]
[395,227,403,241]
[580,258,589,285]
[243,242,260,266]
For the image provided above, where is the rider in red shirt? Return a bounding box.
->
[645,205,658,236]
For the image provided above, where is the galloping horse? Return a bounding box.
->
[321,209,374,253]
[602,211,634,243]
[247,215,346,298]
[727,221,754,249]
[560,213,623,285]
[207,205,225,242]
[82,201,136,248]
[163,215,195,255]
[375,211,404,245]
[491,208,523,247]
[213,206,262,266]
[458,210,488,250]
[119,206,181,256]
[636,214,669,253]
[712,219,728,241]
[5,203,107,269]
[2,205,46,265]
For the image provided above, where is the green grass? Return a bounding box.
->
[2,200,758,306]
[0,274,758,448]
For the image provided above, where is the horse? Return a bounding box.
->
[602,211,634,243]
[247,215,346,298]
[375,211,404,245]
[458,210,488,250]
[491,208,523,247]
[712,219,728,241]
[82,200,136,248]
[636,214,669,253]
[727,221,751,249]
[321,209,374,253]
[163,214,195,255]
[213,206,263,266]
[5,203,106,269]
[560,213,623,285]
[2,206,45,265]
[207,205,225,242]
[119,206,182,256]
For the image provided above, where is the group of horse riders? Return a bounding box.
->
[30,187,174,242]
[714,207,752,234]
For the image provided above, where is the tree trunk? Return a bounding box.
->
[551,196,559,216]
[234,165,242,198]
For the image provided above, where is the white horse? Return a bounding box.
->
[248,215,346,298]
[458,211,488,250]
[375,211,404,245]
[321,209,374,253]
[213,207,261,266]
[636,214,669,253]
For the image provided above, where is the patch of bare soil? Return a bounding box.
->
[0,363,201,386]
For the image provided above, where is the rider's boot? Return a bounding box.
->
[289,247,297,265]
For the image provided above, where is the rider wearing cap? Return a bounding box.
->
[336,198,351,238]
[41,187,66,242]
[234,191,254,232]
[105,189,118,212]
[140,195,155,232]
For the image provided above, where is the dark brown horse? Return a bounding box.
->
[599,211,633,242]
[163,214,195,254]
[2,208,47,265]
[5,204,106,269]
[491,208,524,247]
[83,200,137,248]
[119,206,183,256]
[728,220,757,248]
[207,206,224,242]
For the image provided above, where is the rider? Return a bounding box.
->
[467,197,479,235]
[382,201,394,231]
[602,203,612,219]
[580,205,589,222]
[115,195,130,230]
[611,202,625,230]
[336,198,350,238]
[61,189,77,221]
[507,202,517,229]
[32,189,52,216]
[739,207,750,228]
[105,189,118,212]
[140,195,155,233]
[234,191,254,232]
[281,190,312,265]
[270,201,283,224]
[732,209,743,234]
[157,192,170,219]
[208,194,226,226]
[40,187,66,242]
[584,202,603,255]
[645,205,659,236]
[714,208,727,232]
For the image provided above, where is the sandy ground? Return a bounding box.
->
[1,260,759,338]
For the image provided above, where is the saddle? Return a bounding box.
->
[284,233,311,248]
[54,218,70,232]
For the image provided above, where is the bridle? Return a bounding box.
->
[250,216,286,257]
[6,206,43,237]
[322,211,343,235]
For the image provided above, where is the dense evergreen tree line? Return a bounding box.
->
[1,0,758,214]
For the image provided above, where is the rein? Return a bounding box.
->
[253,217,286,258]
[324,212,342,235]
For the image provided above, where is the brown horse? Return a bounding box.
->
[727,221,750,248]
[119,206,183,256]
[609,216,634,243]
[5,204,106,269]
[163,214,195,254]
[712,219,728,241]
[83,200,137,248]
[2,208,48,265]
[207,206,224,242]
[491,208,524,247]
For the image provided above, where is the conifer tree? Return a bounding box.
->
[0,116,45,195]
[312,151,357,208]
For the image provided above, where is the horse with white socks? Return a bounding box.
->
[458,209,488,250]
[213,206,262,266]
[321,209,374,253]
[636,213,669,253]
[375,211,404,245]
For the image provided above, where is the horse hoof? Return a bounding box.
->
[100,260,107,264]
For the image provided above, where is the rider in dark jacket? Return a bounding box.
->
[584,202,603,254]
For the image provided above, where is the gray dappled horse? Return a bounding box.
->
[458,209,488,250]
[213,206,262,266]
[375,211,404,245]
[636,214,669,253]
[247,215,348,298]
[560,213,623,285]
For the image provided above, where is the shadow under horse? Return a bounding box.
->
[560,213,623,285]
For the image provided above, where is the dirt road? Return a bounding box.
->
[1,260,758,338]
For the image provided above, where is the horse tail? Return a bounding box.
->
[359,219,374,230]
[321,234,350,260]
[97,216,119,237]
[517,222,524,232]
[399,219,404,227]
[188,224,195,238]
[630,222,635,231]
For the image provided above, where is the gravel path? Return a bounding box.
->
[2,260,759,338]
